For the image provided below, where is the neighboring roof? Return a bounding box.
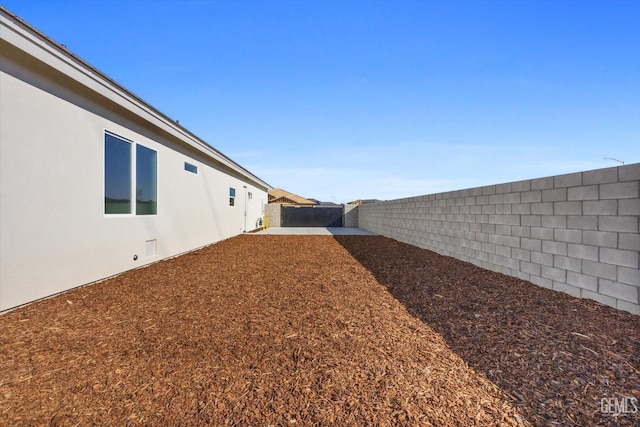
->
[0,6,272,192]
[268,189,317,206]
[347,199,383,205]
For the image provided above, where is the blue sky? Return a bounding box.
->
[4,0,639,203]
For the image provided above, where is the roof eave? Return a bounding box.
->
[0,6,272,191]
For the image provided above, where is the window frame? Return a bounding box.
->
[135,143,158,215]
[229,187,236,206]
[184,162,198,174]
[104,130,158,217]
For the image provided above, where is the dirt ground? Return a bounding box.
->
[0,235,638,426]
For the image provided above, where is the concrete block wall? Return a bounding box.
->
[344,204,359,228]
[266,203,359,228]
[358,164,640,315]
[265,203,282,227]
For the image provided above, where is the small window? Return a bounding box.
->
[229,187,236,206]
[248,192,253,200]
[184,162,198,174]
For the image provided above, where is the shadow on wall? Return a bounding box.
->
[333,235,640,427]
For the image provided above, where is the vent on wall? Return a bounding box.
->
[145,239,157,257]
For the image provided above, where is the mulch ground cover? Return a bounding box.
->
[0,234,637,426]
[335,235,640,426]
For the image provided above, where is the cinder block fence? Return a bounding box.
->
[358,164,640,315]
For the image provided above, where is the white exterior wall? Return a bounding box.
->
[0,10,269,311]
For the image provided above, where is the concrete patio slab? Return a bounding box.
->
[251,227,377,235]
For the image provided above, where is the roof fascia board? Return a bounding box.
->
[0,8,271,191]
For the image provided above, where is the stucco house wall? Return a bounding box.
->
[0,9,270,311]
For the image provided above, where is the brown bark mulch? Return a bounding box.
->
[0,234,637,426]
[335,235,640,426]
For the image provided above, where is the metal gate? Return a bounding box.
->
[281,206,343,227]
